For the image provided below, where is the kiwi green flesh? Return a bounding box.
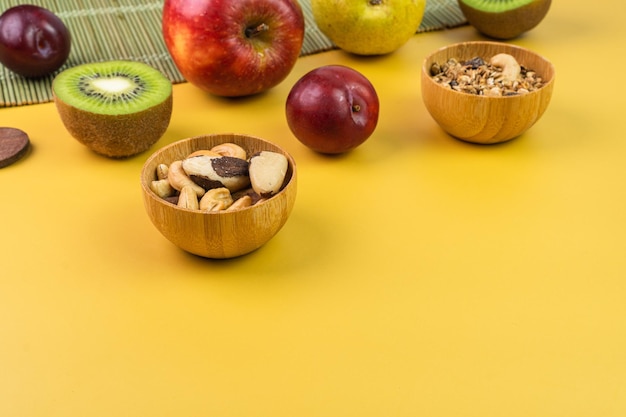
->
[52,60,172,115]
[459,0,551,39]
[459,0,536,13]
[52,60,173,158]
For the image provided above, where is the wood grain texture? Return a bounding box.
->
[421,41,555,144]
[141,133,297,259]
[0,0,466,107]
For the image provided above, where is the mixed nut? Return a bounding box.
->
[149,142,289,212]
[429,53,544,97]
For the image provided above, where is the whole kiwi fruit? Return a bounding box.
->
[458,0,551,39]
[53,60,173,158]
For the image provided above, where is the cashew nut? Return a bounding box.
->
[150,179,175,198]
[155,163,169,180]
[490,53,521,83]
[199,187,233,212]
[486,87,502,97]
[226,195,253,211]
[177,185,199,210]
[210,142,247,160]
[188,149,221,158]
[167,160,206,197]
[152,143,289,211]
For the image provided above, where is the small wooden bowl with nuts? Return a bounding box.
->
[140,133,297,259]
[421,41,555,144]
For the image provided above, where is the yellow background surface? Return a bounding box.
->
[2,1,626,416]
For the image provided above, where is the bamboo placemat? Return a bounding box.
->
[0,0,466,107]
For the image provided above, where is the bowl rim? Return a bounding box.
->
[140,132,297,215]
[421,40,556,100]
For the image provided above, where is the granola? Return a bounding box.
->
[429,55,544,97]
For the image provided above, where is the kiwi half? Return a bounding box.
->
[458,0,551,39]
[53,60,173,158]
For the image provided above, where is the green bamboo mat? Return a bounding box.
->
[0,0,466,107]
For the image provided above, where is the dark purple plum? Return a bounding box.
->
[286,65,379,154]
[0,5,71,77]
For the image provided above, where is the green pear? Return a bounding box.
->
[311,0,426,56]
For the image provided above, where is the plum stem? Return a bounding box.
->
[245,23,270,38]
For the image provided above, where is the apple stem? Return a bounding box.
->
[369,0,383,5]
[245,23,270,38]
[352,104,361,112]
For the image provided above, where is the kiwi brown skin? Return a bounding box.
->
[458,0,551,40]
[53,91,172,158]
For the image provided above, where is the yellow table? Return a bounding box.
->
[2,1,626,415]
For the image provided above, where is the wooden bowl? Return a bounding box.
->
[140,133,297,259]
[421,41,555,144]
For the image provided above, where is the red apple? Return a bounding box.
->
[286,65,380,154]
[0,5,71,78]
[162,0,305,97]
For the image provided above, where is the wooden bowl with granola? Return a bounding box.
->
[140,133,297,259]
[421,41,555,144]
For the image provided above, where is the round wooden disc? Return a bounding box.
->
[0,127,31,168]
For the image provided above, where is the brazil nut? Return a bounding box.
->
[182,155,250,193]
